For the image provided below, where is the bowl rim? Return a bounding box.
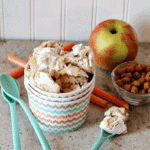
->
[26,82,93,104]
[111,61,150,97]
[24,78,95,102]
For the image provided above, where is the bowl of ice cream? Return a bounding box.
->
[24,41,95,133]
[111,61,150,106]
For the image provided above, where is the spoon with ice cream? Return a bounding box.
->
[91,106,129,150]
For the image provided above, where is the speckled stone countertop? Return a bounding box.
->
[0,40,150,150]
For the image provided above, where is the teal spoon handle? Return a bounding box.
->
[91,134,106,150]
[16,98,51,150]
[91,129,115,150]
[9,102,21,150]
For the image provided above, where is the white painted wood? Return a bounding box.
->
[92,0,98,31]
[3,0,30,40]
[30,0,35,40]
[34,0,61,41]
[65,0,93,41]
[0,0,4,39]
[123,0,129,22]
[61,0,66,41]
[0,0,150,43]
[96,0,124,25]
[127,0,150,43]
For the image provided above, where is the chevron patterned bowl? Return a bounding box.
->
[24,76,95,133]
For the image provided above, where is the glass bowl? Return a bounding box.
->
[111,61,150,106]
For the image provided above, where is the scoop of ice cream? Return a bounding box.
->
[63,44,94,74]
[33,72,60,93]
[99,106,129,135]
[104,106,129,121]
[34,41,64,56]
[72,43,84,56]
[25,69,37,85]
[100,116,127,134]
[28,55,37,70]
[59,64,88,77]
[40,41,63,49]
[29,51,66,75]
[55,74,88,93]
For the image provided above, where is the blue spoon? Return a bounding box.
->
[91,128,115,150]
[0,79,21,150]
[0,74,51,150]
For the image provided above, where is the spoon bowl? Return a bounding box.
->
[2,79,20,102]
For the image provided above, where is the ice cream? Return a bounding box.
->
[63,43,94,74]
[25,41,94,93]
[104,106,129,121]
[99,106,129,134]
[100,116,127,134]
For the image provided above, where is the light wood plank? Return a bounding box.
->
[127,0,150,42]
[65,0,93,41]
[3,0,30,40]
[96,0,124,25]
[35,0,61,41]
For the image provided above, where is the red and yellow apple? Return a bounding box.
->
[89,19,138,70]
